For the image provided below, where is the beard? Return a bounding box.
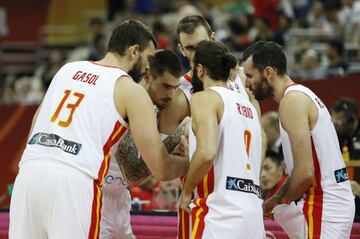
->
[252,76,274,101]
[192,68,204,93]
[128,56,143,83]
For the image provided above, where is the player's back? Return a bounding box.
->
[21,61,129,181]
[188,86,264,239]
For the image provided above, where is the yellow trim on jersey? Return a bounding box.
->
[191,199,203,238]
[93,185,102,238]
[203,174,208,197]
[307,187,315,239]
[111,124,124,141]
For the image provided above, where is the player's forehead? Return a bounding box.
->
[243,57,257,74]
[155,71,180,87]
[179,26,210,47]
[142,41,156,57]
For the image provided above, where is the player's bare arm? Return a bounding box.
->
[180,90,222,213]
[280,91,315,202]
[114,77,189,181]
[116,120,189,185]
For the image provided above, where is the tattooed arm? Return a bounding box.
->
[116,121,188,186]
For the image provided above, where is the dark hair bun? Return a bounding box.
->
[222,53,237,69]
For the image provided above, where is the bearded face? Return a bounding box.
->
[243,57,274,101]
[250,74,274,101]
[128,56,143,83]
[192,65,204,93]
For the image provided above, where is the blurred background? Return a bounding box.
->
[0,0,360,211]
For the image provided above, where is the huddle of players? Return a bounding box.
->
[109,15,354,239]
[9,14,355,239]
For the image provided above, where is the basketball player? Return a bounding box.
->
[9,20,189,239]
[242,41,355,238]
[100,49,189,239]
[179,41,265,239]
[176,15,252,103]
[175,15,264,238]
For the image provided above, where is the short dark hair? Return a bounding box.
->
[193,41,237,82]
[108,20,157,56]
[242,41,287,76]
[265,150,283,166]
[176,15,212,43]
[333,97,358,121]
[149,49,183,78]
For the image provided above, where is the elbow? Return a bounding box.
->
[199,148,217,164]
[302,171,315,188]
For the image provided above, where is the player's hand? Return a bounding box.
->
[171,135,188,157]
[180,116,191,139]
[179,190,192,214]
[263,195,280,218]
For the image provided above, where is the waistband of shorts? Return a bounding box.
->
[19,158,92,181]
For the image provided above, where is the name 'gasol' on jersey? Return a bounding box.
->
[72,71,99,85]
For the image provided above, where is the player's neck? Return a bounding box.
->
[204,78,227,89]
[273,75,294,103]
[96,52,132,72]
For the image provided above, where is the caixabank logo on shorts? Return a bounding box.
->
[334,167,349,183]
[28,132,82,155]
[226,176,263,199]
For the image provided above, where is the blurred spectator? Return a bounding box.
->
[89,17,106,37]
[130,176,181,211]
[261,111,282,155]
[260,151,287,201]
[350,180,360,221]
[107,0,128,22]
[87,34,107,61]
[153,20,173,49]
[307,1,327,28]
[322,0,342,35]
[130,176,160,211]
[296,49,326,80]
[325,39,349,76]
[253,17,276,43]
[332,97,360,181]
[251,0,280,30]
[39,50,64,90]
[15,76,43,104]
[290,0,312,20]
[66,17,108,62]
[1,74,17,104]
[222,15,252,52]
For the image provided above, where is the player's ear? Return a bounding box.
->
[128,44,140,60]
[263,66,275,83]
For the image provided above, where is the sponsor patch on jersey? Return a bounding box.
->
[28,132,82,155]
[226,176,263,199]
[334,167,349,183]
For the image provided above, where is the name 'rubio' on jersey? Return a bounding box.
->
[21,61,129,182]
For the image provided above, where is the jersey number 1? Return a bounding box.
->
[51,89,84,127]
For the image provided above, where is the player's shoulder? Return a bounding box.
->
[280,89,312,112]
[191,89,222,109]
